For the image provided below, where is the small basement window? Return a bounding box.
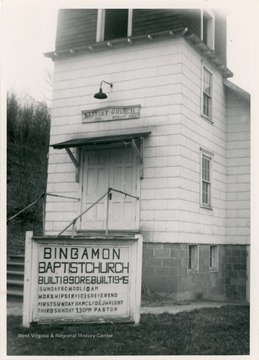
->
[97,9,133,42]
[188,245,199,274]
[209,245,219,271]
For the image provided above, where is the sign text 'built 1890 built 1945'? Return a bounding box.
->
[82,105,141,123]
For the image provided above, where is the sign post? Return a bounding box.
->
[22,231,33,327]
[23,233,143,326]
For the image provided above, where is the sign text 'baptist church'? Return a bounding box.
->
[82,105,141,123]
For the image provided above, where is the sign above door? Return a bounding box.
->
[82,105,141,123]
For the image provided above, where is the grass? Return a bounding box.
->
[7,305,249,356]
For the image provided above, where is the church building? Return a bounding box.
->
[44,9,250,301]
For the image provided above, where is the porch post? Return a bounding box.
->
[105,188,110,236]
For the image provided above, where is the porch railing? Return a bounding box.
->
[57,187,139,237]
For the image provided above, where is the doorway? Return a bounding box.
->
[80,147,140,231]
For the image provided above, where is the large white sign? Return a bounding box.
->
[23,233,142,326]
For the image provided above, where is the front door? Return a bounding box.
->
[80,147,139,231]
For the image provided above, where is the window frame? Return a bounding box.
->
[209,245,219,271]
[201,9,215,50]
[201,65,213,121]
[187,245,199,274]
[200,148,213,210]
[96,9,133,42]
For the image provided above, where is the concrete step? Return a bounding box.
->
[7,262,25,272]
[8,254,25,262]
[7,289,23,301]
[7,270,24,281]
[7,279,24,289]
[7,252,25,300]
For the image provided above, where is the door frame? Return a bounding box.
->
[79,145,140,232]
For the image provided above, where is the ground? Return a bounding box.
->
[6,298,249,356]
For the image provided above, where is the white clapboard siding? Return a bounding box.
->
[45,36,250,246]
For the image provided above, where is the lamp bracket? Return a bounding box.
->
[101,80,113,88]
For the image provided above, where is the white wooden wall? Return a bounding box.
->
[45,37,250,246]
[226,95,250,244]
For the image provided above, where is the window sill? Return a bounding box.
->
[200,204,213,211]
[209,267,218,272]
[201,114,214,124]
[187,269,199,275]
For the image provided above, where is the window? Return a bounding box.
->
[201,150,213,208]
[188,245,199,273]
[202,67,213,120]
[201,9,215,50]
[209,245,219,271]
[97,9,133,42]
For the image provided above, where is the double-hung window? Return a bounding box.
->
[97,9,133,42]
[201,149,213,208]
[202,67,213,120]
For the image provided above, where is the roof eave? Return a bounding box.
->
[45,28,233,79]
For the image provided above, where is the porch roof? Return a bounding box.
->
[51,131,151,150]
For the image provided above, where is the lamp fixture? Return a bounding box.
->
[94,80,113,99]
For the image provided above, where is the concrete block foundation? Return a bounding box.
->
[142,242,248,301]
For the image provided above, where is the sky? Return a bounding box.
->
[2,2,58,104]
[2,1,259,104]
